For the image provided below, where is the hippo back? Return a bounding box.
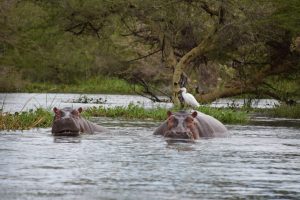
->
[194,111,228,137]
[78,118,107,134]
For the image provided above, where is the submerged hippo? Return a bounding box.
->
[154,110,228,140]
[51,107,106,136]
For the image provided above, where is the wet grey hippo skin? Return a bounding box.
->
[153,110,228,139]
[51,107,106,136]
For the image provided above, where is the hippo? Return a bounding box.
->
[51,107,106,136]
[153,110,228,140]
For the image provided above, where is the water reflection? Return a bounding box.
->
[165,139,196,151]
[53,136,82,143]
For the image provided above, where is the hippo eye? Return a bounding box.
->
[71,110,79,116]
[185,117,194,123]
[60,111,66,117]
[168,116,174,121]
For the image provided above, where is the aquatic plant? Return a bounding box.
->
[258,104,300,119]
[68,95,107,104]
[84,104,168,121]
[0,108,53,130]
[84,103,249,124]
[0,104,249,130]
[195,106,248,124]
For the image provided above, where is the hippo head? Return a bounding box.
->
[51,107,83,136]
[164,111,199,140]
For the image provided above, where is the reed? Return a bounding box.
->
[258,104,300,119]
[84,104,249,124]
[0,104,249,131]
[0,109,53,130]
[195,106,249,124]
[84,104,168,121]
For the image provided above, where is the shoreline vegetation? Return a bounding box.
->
[1,77,143,94]
[256,104,300,119]
[1,103,299,131]
[0,104,248,131]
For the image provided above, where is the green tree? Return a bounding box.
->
[119,0,300,103]
[0,0,299,103]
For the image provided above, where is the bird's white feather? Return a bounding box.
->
[180,87,200,108]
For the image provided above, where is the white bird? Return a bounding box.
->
[180,87,200,108]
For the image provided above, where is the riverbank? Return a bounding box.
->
[2,103,300,131]
[1,91,299,131]
[0,105,248,131]
[256,104,300,119]
[1,77,143,94]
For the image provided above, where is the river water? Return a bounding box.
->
[0,93,173,113]
[0,93,279,113]
[0,93,300,199]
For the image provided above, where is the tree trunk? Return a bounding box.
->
[198,87,248,103]
[161,34,177,70]
[172,34,217,105]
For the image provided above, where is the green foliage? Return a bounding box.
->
[258,104,300,119]
[84,104,168,121]
[0,0,299,102]
[195,106,249,124]
[272,0,300,36]
[265,74,300,100]
[22,76,142,94]
[85,103,249,124]
[0,0,125,85]
[3,102,300,131]
[0,108,53,130]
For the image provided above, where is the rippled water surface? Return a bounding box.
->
[1,118,300,200]
[0,93,300,199]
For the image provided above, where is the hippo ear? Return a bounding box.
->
[191,111,197,118]
[78,107,83,113]
[167,111,173,118]
[53,107,59,113]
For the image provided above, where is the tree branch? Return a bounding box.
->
[65,23,87,35]
[126,49,161,63]
[132,76,171,102]
[200,2,219,17]
[87,22,101,38]
[198,58,300,103]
